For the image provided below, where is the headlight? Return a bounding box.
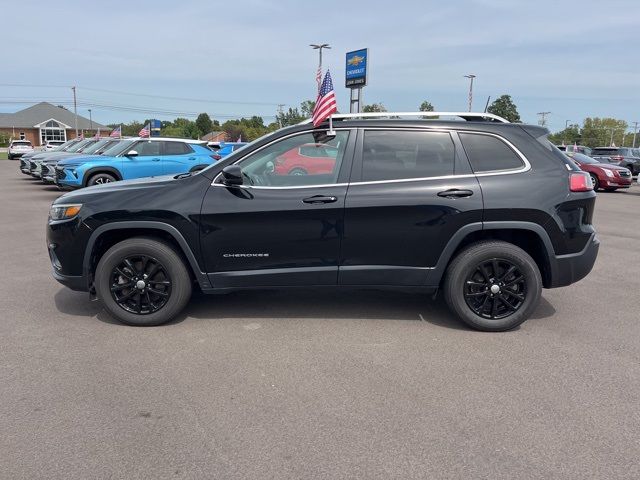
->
[49,204,82,221]
[603,169,614,177]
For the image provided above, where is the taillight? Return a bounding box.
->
[569,172,593,192]
[211,154,221,161]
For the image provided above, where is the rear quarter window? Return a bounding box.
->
[459,133,524,172]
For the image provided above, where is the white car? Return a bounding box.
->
[8,140,34,159]
[42,140,66,151]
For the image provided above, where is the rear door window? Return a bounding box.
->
[134,140,162,156]
[361,130,455,181]
[459,133,524,172]
[163,141,193,155]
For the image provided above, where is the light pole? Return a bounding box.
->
[310,43,330,90]
[464,74,476,112]
[88,109,93,131]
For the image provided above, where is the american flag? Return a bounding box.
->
[316,65,322,93]
[78,132,84,140]
[237,134,242,142]
[312,70,337,127]
[110,126,122,138]
[94,129,101,140]
[139,123,150,138]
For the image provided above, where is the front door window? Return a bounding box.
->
[235,131,350,187]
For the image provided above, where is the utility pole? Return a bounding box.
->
[537,111,551,128]
[88,109,93,131]
[564,119,571,144]
[277,104,285,128]
[464,74,476,112]
[632,121,638,148]
[310,43,330,92]
[71,86,78,137]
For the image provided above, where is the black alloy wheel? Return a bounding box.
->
[464,259,526,320]
[110,255,172,315]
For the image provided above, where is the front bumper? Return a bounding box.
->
[603,179,631,188]
[548,233,600,288]
[51,269,87,291]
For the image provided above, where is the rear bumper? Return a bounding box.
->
[547,233,599,288]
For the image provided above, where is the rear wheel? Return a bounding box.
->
[590,173,599,191]
[87,172,117,186]
[94,238,192,326]
[443,241,542,331]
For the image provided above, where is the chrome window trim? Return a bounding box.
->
[211,128,531,189]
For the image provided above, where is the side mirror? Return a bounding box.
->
[221,165,243,186]
[126,150,138,157]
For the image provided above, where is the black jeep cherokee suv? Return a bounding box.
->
[47,112,599,331]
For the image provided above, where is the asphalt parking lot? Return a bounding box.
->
[1,159,639,480]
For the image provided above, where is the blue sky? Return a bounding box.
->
[3,0,639,132]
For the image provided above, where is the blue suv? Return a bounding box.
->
[55,138,216,188]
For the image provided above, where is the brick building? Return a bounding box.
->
[0,102,110,146]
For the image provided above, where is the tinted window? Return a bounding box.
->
[235,130,350,187]
[362,130,455,181]
[460,133,524,172]
[592,148,618,155]
[134,141,161,156]
[163,141,193,155]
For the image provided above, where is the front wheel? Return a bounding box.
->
[443,241,542,331]
[87,172,117,186]
[94,238,192,326]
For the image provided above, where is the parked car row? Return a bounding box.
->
[558,145,640,175]
[565,152,633,191]
[15,137,243,189]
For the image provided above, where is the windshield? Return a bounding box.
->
[81,139,113,155]
[66,139,93,153]
[569,152,600,164]
[100,139,136,157]
[58,139,80,151]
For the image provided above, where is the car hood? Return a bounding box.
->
[598,163,630,172]
[31,151,80,161]
[57,155,117,167]
[57,174,179,202]
[46,154,101,165]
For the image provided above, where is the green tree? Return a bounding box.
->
[362,103,387,113]
[580,117,627,148]
[548,124,581,146]
[487,95,521,123]
[300,100,316,118]
[221,116,271,142]
[276,107,306,127]
[195,113,213,138]
[419,100,438,119]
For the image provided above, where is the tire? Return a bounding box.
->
[443,240,542,332]
[87,172,117,186]
[590,173,599,191]
[8,154,13,160]
[94,237,192,326]
[288,168,308,175]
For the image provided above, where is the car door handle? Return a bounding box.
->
[188,157,195,161]
[437,189,474,198]
[303,195,338,204]
[152,158,161,162]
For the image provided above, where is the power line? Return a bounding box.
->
[0,83,283,107]
[537,111,551,127]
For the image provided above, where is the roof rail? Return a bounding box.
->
[299,111,509,125]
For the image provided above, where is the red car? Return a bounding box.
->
[274,143,338,175]
[567,152,632,191]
